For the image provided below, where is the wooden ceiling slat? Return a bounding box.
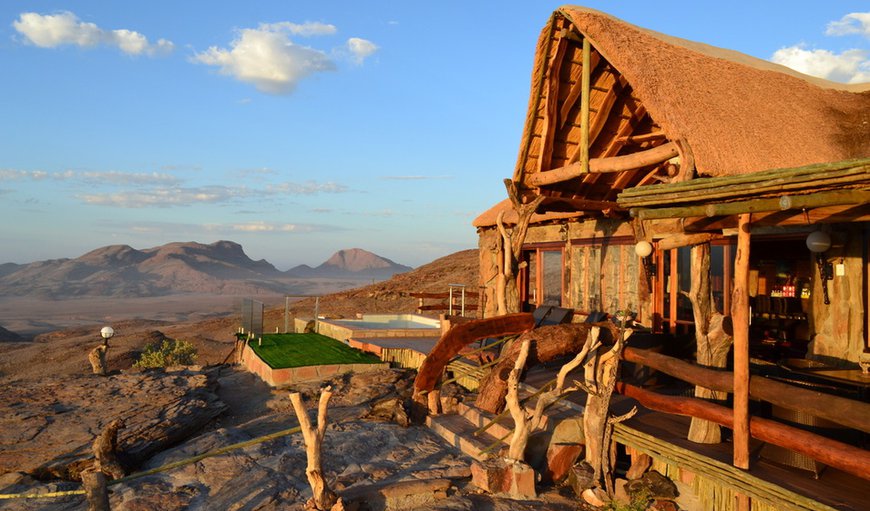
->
[558,52,601,129]
[537,34,569,174]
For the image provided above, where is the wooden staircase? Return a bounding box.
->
[425,383,585,461]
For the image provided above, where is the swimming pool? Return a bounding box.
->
[317,314,442,342]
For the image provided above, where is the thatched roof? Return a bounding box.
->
[510,6,870,209]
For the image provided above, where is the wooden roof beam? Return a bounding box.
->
[527,142,678,187]
[617,131,667,145]
[558,49,601,130]
[537,31,570,174]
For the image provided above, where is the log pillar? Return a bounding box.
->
[88,343,108,376]
[289,387,339,511]
[81,466,110,511]
[732,214,751,510]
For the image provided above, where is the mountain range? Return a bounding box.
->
[0,242,411,299]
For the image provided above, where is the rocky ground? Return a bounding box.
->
[0,366,584,510]
[0,249,598,510]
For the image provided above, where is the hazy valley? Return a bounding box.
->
[0,241,414,337]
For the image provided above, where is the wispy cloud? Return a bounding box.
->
[380,175,452,181]
[232,167,277,179]
[13,11,173,56]
[79,185,251,208]
[0,168,179,185]
[202,221,345,234]
[265,181,348,194]
[826,12,870,38]
[771,45,869,83]
[771,11,870,83]
[346,37,378,64]
[193,22,336,94]
[261,21,337,37]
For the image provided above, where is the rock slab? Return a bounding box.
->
[0,367,226,480]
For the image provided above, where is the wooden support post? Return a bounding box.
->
[687,244,731,444]
[289,387,339,511]
[506,340,532,461]
[81,467,110,511]
[579,36,591,175]
[88,343,108,376]
[732,214,751,471]
[93,419,126,480]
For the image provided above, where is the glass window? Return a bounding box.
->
[542,250,563,306]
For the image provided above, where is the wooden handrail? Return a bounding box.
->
[616,383,870,481]
[623,346,870,434]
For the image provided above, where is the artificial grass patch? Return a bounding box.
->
[249,333,381,369]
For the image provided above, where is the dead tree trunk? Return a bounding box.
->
[89,343,108,376]
[530,326,601,430]
[476,322,619,413]
[289,387,339,511]
[495,179,544,314]
[506,340,532,461]
[93,419,126,480]
[583,329,631,489]
[685,243,732,444]
[81,466,110,511]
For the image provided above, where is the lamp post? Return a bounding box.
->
[100,326,114,346]
[806,231,832,305]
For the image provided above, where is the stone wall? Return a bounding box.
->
[240,342,389,387]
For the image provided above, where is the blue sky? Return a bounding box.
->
[1,2,868,269]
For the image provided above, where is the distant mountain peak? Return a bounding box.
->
[287,249,412,279]
[321,248,400,272]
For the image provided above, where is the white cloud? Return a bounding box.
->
[13,11,173,56]
[265,181,348,194]
[771,44,870,83]
[79,185,250,208]
[193,23,336,94]
[228,222,306,232]
[261,21,337,37]
[347,37,378,64]
[826,12,870,38]
[380,175,451,180]
[0,168,179,185]
[79,171,180,186]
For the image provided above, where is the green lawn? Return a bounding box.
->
[249,333,381,369]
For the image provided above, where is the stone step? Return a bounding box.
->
[426,413,505,461]
[456,387,584,435]
[455,401,515,441]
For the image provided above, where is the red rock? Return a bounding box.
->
[471,458,536,499]
[651,499,679,511]
[544,442,583,483]
[626,452,652,480]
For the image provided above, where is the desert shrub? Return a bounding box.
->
[134,338,198,368]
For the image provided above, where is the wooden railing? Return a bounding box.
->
[410,288,481,316]
[620,346,870,481]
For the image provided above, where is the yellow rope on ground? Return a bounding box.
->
[0,489,86,500]
[0,425,303,500]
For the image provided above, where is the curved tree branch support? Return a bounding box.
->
[685,243,733,444]
[472,339,538,499]
[582,329,632,494]
[506,340,533,462]
[530,326,601,431]
[289,387,342,511]
[495,179,545,314]
[88,341,109,376]
[476,322,619,413]
[93,419,126,480]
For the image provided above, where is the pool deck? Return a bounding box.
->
[347,336,439,357]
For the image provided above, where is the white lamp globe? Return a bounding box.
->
[806,231,831,253]
[100,326,115,340]
[635,240,653,258]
